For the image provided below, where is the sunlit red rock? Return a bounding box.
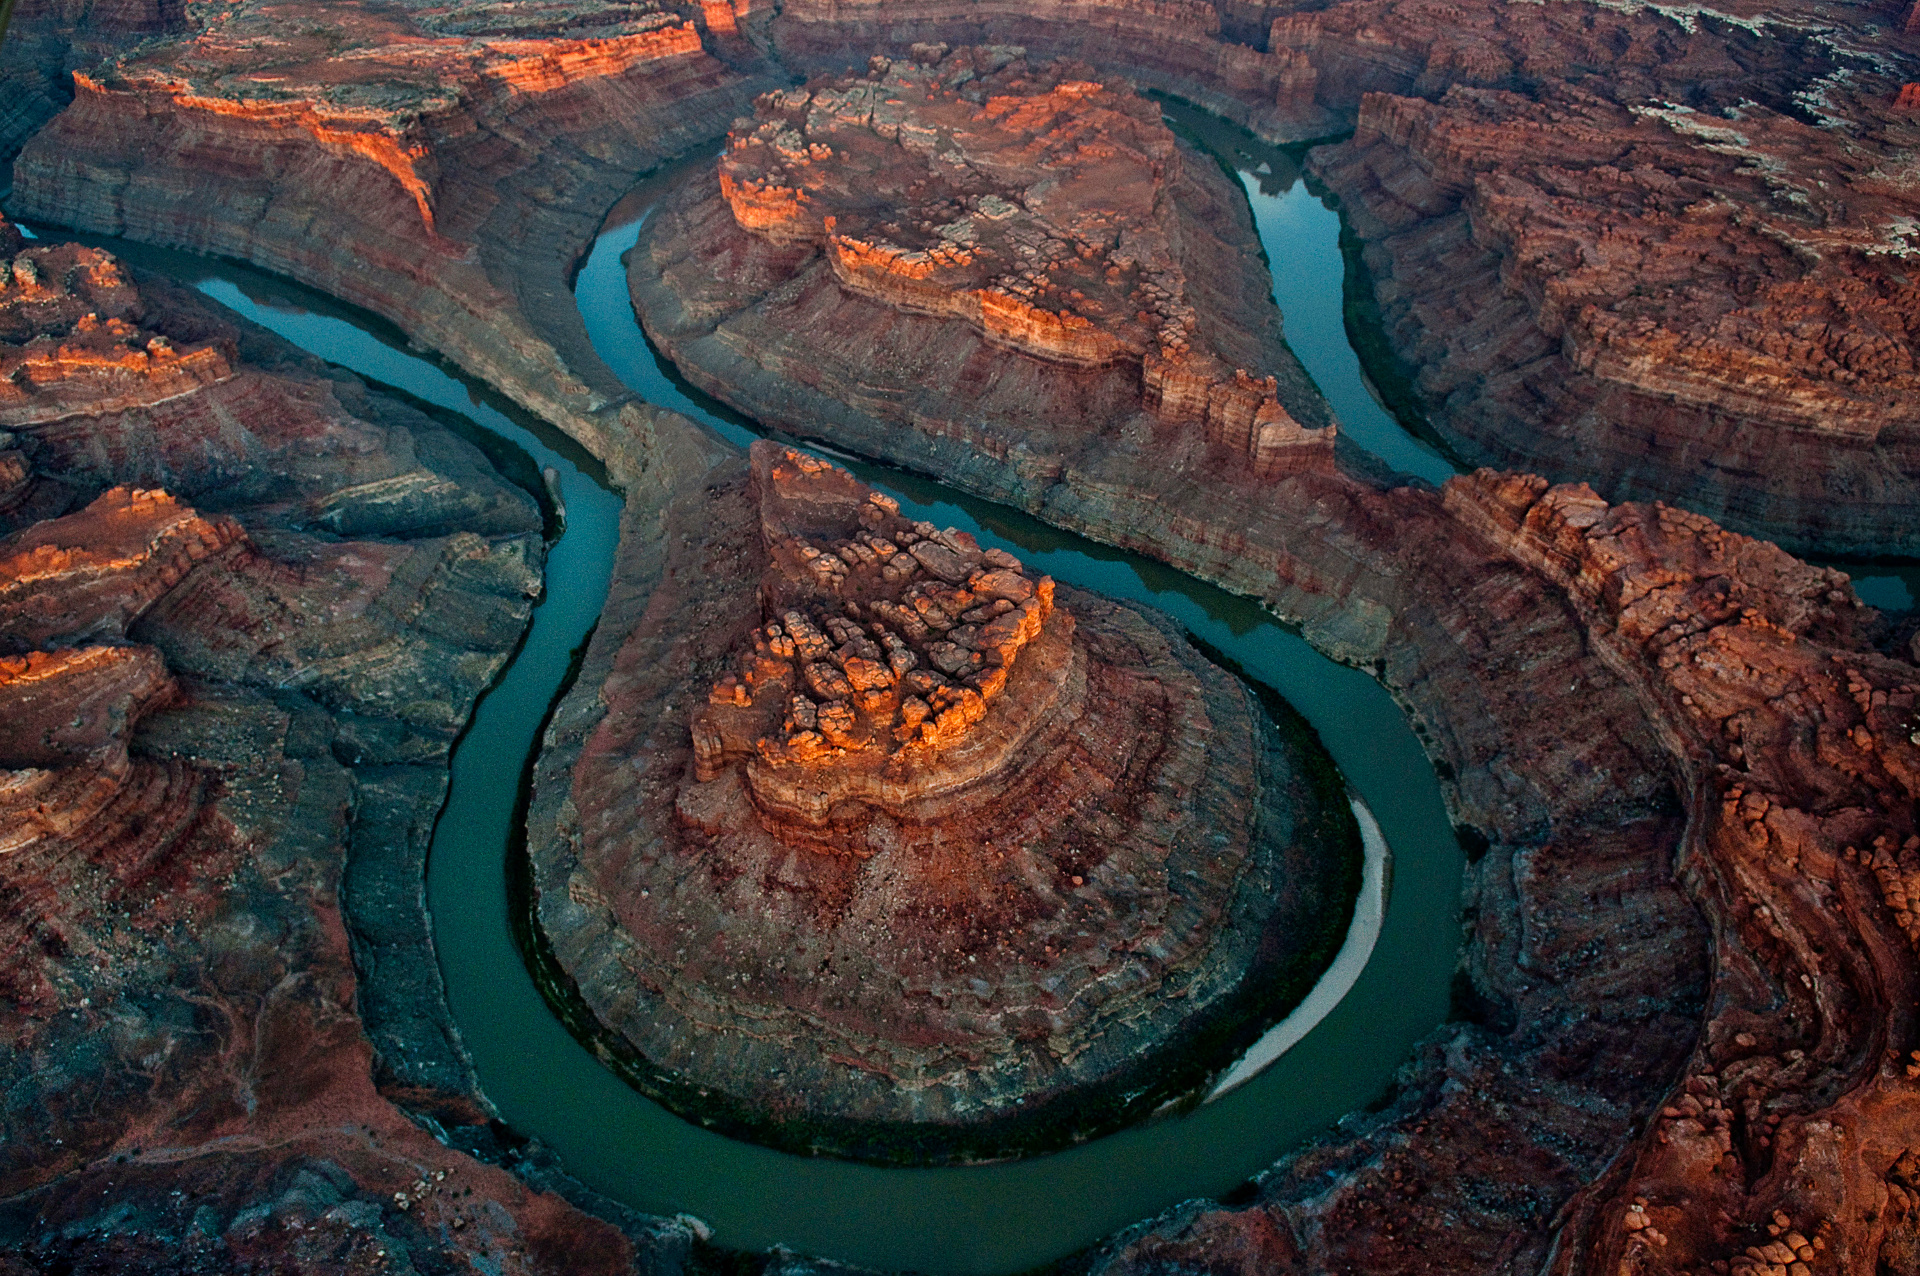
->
[529,441,1360,1158]
[634,45,1335,486]
[6,0,773,484]
[691,448,1063,821]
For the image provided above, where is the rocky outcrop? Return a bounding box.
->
[7,0,776,489]
[1087,474,1920,1276]
[633,46,1334,492]
[721,49,1328,474]
[694,448,1067,807]
[527,441,1360,1161]
[1310,71,1920,556]
[0,221,676,1273]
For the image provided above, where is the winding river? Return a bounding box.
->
[23,126,1474,1272]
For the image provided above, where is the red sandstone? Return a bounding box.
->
[529,441,1359,1155]
[0,220,644,1272]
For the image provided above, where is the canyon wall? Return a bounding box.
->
[0,220,692,1272]
[1311,71,1920,556]
[1088,475,1920,1276]
[764,0,1920,554]
[7,0,776,488]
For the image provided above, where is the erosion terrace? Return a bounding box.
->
[0,0,1918,1268]
[530,441,1358,1159]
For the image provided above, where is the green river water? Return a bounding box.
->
[10,122,1525,1271]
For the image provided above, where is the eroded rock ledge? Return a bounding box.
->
[0,219,682,1273]
[6,0,775,484]
[633,45,1335,488]
[528,442,1360,1161]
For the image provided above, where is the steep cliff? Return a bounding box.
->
[8,0,774,487]
[1090,475,1920,1276]
[0,221,681,1274]
[1311,66,1920,556]
[526,442,1360,1161]
[765,0,1920,556]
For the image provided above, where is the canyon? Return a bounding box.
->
[636,46,1337,486]
[768,0,1920,556]
[4,0,777,488]
[0,215,707,1271]
[0,0,1916,1270]
[528,441,1358,1160]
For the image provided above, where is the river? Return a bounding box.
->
[17,121,1471,1272]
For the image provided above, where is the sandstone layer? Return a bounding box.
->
[6,0,777,490]
[765,0,1920,556]
[0,218,688,1273]
[633,45,1336,495]
[528,441,1360,1161]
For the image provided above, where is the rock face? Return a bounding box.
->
[764,0,1920,555]
[632,45,1335,488]
[528,441,1360,1161]
[0,220,672,1273]
[692,449,1068,811]
[769,0,1329,141]
[1090,474,1920,1276]
[6,0,775,488]
[1310,68,1920,556]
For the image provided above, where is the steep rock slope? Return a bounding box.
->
[767,0,1920,555]
[528,443,1359,1160]
[1091,474,1920,1276]
[0,219,677,1274]
[8,0,774,485]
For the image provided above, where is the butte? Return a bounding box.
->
[528,441,1361,1162]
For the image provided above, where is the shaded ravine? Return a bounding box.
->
[12,146,1462,1270]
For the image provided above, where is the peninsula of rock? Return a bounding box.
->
[527,441,1360,1161]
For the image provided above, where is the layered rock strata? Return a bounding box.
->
[633,46,1335,490]
[1089,475,1920,1276]
[6,0,776,489]
[765,0,1920,555]
[0,220,675,1273]
[1310,66,1920,556]
[769,0,1331,141]
[528,442,1360,1160]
